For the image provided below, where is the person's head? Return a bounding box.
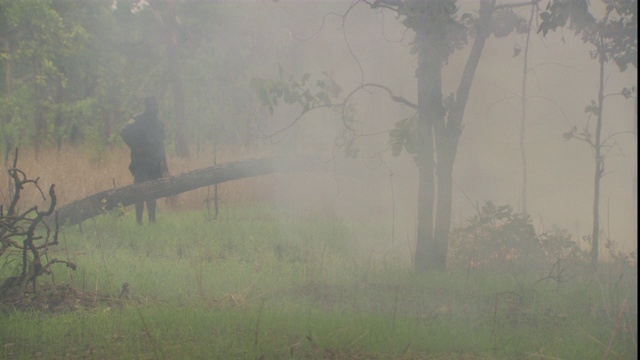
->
[144,97,159,115]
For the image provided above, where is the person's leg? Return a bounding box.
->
[147,199,157,223]
[145,169,163,224]
[135,201,144,225]
[133,173,145,225]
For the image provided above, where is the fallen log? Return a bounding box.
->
[51,155,324,226]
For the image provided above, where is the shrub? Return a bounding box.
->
[449,201,588,273]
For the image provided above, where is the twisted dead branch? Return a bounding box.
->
[0,149,75,299]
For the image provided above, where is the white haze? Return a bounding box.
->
[230,0,637,258]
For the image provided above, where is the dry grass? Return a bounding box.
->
[0,143,302,209]
[0,143,356,214]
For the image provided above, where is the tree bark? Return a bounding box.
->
[414,31,442,274]
[51,155,323,226]
[432,0,494,271]
[433,160,453,270]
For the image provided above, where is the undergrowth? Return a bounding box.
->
[0,203,636,359]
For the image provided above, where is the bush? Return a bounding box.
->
[449,201,588,273]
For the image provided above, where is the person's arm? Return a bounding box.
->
[121,118,138,148]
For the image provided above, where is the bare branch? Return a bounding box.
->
[342,83,417,109]
[363,0,404,13]
[528,61,582,74]
[289,11,346,41]
[495,0,541,11]
[263,103,335,139]
[0,149,65,297]
[340,82,417,132]
[341,1,366,84]
[601,130,636,146]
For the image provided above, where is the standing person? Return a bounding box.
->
[121,97,169,224]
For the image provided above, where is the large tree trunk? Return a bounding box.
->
[51,155,322,226]
[432,0,494,271]
[415,158,436,273]
[414,32,442,274]
[433,160,453,270]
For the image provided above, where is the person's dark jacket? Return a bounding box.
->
[121,110,168,178]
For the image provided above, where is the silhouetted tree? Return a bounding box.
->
[253,0,534,272]
[538,0,637,269]
[362,0,534,272]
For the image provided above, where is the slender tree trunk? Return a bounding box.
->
[2,36,13,165]
[55,77,65,152]
[2,37,12,94]
[151,0,190,158]
[33,61,44,161]
[520,4,536,217]
[166,32,189,157]
[591,51,606,270]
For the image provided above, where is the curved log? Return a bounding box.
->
[51,155,323,226]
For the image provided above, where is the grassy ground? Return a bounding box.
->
[0,147,637,359]
[0,204,637,359]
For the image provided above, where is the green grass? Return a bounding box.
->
[0,204,637,359]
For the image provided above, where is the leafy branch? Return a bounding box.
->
[251,68,418,155]
[563,85,637,148]
[250,69,343,138]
